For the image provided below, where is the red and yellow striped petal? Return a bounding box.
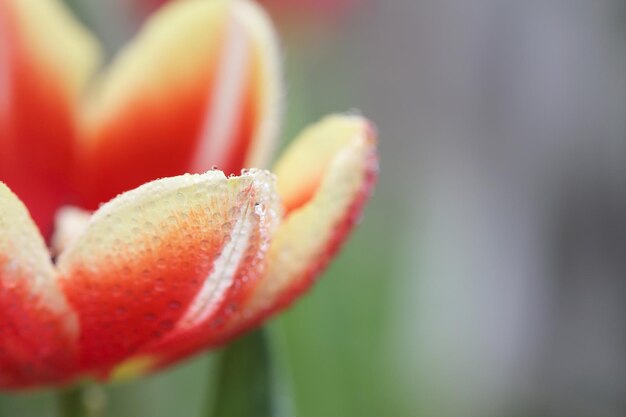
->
[146,115,377,371]
[76,0,282,209]
[0,183,78,389]
[116,172,282,375]
[223,115,378,339]
[55,170,280,376]
[0,0,101,235]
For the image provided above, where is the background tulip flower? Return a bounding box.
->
[0,0,377,390]
[0,0,282,236]
[259,0,361,22]
[129,0,361,24]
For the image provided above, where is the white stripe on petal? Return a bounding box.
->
[178,202,253,328]
[192,12,251,172]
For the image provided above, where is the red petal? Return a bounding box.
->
[75,0,282,209]
[56,170,279,376]
[0,0,101,235]
[0,183,78,388]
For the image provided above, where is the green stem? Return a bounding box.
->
[56,384,106,417]
[57,385,85,417]
[209,327,294,417]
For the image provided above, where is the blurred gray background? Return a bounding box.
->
[334,1,626,416]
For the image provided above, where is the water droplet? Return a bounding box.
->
[254,202,266,216]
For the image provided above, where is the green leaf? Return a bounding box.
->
[209,327,293,417]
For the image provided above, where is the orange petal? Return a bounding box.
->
[0,0,101,235]
[56,170,280,376]
[221,115,378,342]
[0,183,78,388]
[76,0,282,209]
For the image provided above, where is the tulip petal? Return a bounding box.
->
[148,115,377,371]
[56,170,280,375]
[76,0,282,209]
[0,183,78,388]
[109,171,282,375]
[224,115,378,339]
[0,0,101,234]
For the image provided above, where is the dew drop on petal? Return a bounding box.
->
[254,202,266,216]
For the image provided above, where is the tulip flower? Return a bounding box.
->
[132,0,360,23]
[260,0,360,19]
[0,0,377,389]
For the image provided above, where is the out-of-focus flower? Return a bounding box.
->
[0,0,377,388]
[130,0,360,26]
[260,0,360,19]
